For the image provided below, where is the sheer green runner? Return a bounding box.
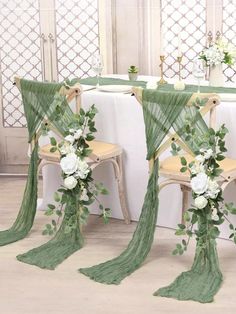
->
[79,76,147,87]
[155,216,223,303]
[0,144,39,246]
[79,90,191,283]
[17,199,83,270]
[80,158,159,284]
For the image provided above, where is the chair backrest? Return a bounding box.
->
[132,87,220,159]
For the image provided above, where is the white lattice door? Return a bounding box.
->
[0,0,45,173]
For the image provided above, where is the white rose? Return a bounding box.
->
[74,129,83,140]
[59,143,75,155]
[190,161,205,175]
[64,134,75,144]
[64,176,77,189]
[195,154,205,163]
[206,179,220,199]
[80,189,89,201]
[191,172,208,194]
[60,153,78,174]
[204,149,213,160]
[75,158,90,179]
[195,195,208,209]
[211,207,219,221]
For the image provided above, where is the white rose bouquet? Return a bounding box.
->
[42,104,111,236]
[173,122,236,255]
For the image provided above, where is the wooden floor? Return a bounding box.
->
[0,177,236,313]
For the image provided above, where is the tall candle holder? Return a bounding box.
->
[174,54,185,91]
[177,55,183,80]
[158,55,167,85]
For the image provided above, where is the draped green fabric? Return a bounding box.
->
[79,158,159,284]
[155,217,223,303]
[0,144,39,246]
[79,88,222,302]
[15,79,85,269]
[17,199,83,270]
[79,90,189,282]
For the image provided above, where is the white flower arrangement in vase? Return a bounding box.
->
[200,38,236,87]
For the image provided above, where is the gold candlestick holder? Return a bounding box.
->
[174,55,185,91]
[158,55,167,85]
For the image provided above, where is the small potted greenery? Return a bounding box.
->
[128,65,139,81]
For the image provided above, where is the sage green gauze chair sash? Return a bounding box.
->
[14,79,84,270]
[79,89,222,303]
[0,144,38,246]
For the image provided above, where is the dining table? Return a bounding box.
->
[38,74,236,239]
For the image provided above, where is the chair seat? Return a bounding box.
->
[160,154,236,181]
[39,140,122,163]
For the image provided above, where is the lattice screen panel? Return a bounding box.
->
[161,0,206,79]
[0,0,42,127]
[223,0,236,82]
[55,0,99,81]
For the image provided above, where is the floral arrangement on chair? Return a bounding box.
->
[173,123,236,255]
[42,105,111,236]
[200,38,236,66]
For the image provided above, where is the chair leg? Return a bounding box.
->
[181,185,189,224]
[114,155,131,224]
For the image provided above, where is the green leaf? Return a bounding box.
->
[52,220,57,227]
[50,146,57,153]
[50,137,57,146]
[175,229,186,236]
[56,209,62,217]
[180,167,187,173]
[42,229,48,235]
[209,226,220,239]
[45,208,54,216]
[180,156,187,166]
[172,249,178,255]
[178,223,186,230]
[48,204,56,210]
[183,211,190,222]
[54,192,61,202]
[46,224,52,230]
[229,224,234,230]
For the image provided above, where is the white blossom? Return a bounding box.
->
[204,149,213,159]
[60,153,78,175]
[195,195,208,209]
[64,134,75,144]
[211,207,220,221]
[195,154,205,163]
[59,143,76,155]
[80,188,89,201]
[190,161,205,175]
[206,179,220,199]
[191,172,208,194]
[64,176,77,189]
[75,158,90,179]
[73,129,83,140]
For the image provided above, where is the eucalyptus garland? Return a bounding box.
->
[173,122,236,255]
[42,105,111,236]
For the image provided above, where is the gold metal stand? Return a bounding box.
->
[158,55,167,85]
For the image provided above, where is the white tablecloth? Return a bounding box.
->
[39,75,236,239]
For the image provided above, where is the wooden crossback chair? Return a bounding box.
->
[133,87,236,221]
[15,77,130,224]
